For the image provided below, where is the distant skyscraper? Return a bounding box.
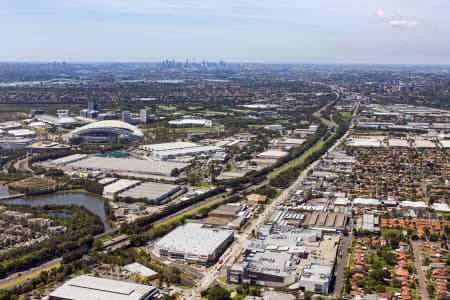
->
[87,100,94,110]
[122,111,132,124]
[140,109,150,124]
[88,100,101,112]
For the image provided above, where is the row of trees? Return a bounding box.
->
[270,106,349,188]
[120,187,226,235]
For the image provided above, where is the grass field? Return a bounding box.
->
[177,127,218,133]
[157,104,177,111]
[8,177,58,194]
[319,117,336,128]
[340,111,351,120]
[267,140,325,179]
[0,260,61,290]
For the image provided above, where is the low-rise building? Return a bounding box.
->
[123,263,158,280]
[264,124,285,131]
[299,263,333,294]
[103,179,141,199]
[48,275,160,300]
[118,182,181,203]
[257,150,288,159]
[247,194,268,205]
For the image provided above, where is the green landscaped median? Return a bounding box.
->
[267,140,325,180]
[152,195,227,230]
[0,260,61,290]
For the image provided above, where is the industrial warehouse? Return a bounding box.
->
[48,275,160,300]
[154,223,234,265]
[39,154,189,177]
[118,182,182,203]
[140,141,223,161]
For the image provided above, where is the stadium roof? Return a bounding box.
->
[68,120,143,138]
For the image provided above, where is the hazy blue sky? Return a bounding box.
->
[1,0,450,64]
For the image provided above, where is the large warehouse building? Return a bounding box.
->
[40,154,189,177]
[140,142,222,161]
[168,117,212,127]
[154,223,234,265]
[48,275,160,300]
[65,120,143,144]
[66,156,188,177]
[118,182,182,204]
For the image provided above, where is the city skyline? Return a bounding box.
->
[2,0,450,64]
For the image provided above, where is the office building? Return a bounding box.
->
[88,100,101,112]
[122,111,133,124]
[299,263,333,294]
[140,109,150,124]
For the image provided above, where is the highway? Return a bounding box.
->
[0,258,61,290]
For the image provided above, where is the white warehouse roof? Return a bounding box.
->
[168,118,212,127]
[439,140,450,148]
[103,179,141,198]
[123,263,158,278]
[68,156,189,177]
[142,142,199,152]
[155,223,233,257]
[48,275,158,300]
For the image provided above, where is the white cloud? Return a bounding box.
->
[388,19,421,28]
[376,9,420,28]
[376,10,396,19]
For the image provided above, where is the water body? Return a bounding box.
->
[1,191,110,231]
[49,211,72,218]
[203,79,229,82]
[0,185,9,197]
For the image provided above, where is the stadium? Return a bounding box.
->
[65,120,144,144]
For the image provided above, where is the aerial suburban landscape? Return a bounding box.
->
[0,62,449,300]
[1,1,450,300]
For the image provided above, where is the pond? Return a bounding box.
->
[1,190,110,231]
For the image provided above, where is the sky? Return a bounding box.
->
[1,0,450,64]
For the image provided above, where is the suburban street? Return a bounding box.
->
[412,241,430,300]
[333,234,352,296]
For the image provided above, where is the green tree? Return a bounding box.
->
[206,285,231,300]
